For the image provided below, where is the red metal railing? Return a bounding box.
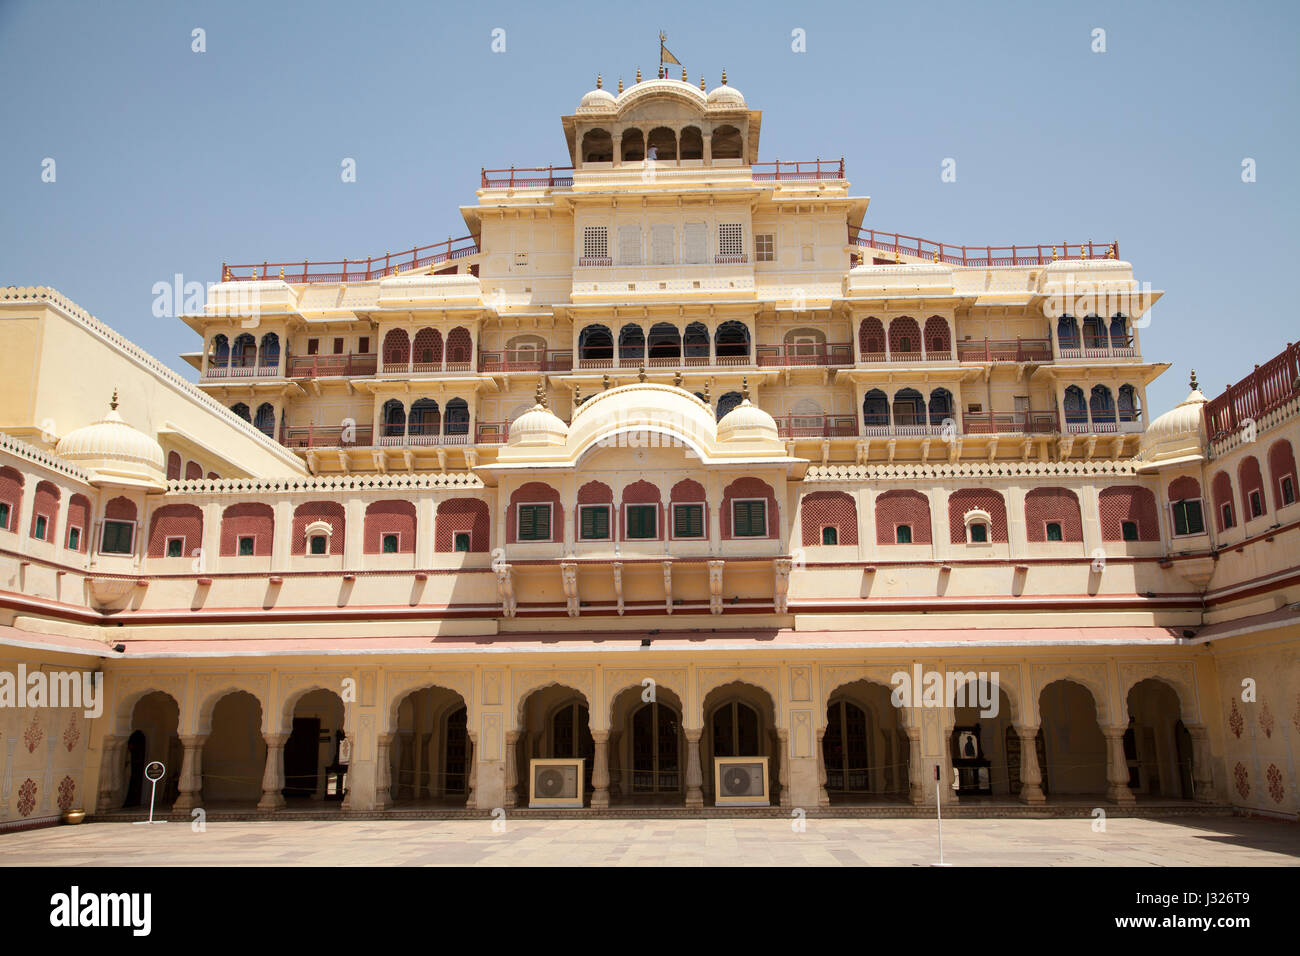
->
[956,338,1053,363]
[280,424,375,449]
[286,354,378,378]
[204,362,280,379]
[479,349,574,373]
[1205,341,1300,437]
[481,166,575,188]
[223,236,479,283]
[774,414,858,439]
[475,421,510,444]
[962,411,1059,434]
[753,158,846,182]
[850,227,1118,267]
[756,343,853,367]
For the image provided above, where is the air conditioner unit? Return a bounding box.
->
[713,756,770,807]
[529,758,585,808]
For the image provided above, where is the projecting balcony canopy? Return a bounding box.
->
[475,381,805,484]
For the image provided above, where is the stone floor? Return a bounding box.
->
[1,815,1297,866]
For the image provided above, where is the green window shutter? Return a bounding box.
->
[580,506,609,540]
[674,504,703,538]
[519,504,551,541]
[627,505,656,539]
[733,500,766,537]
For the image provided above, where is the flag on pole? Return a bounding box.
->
[660,32,680,66]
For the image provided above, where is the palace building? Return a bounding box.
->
[1,73,1298,824]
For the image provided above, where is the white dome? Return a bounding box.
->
[1136,382,1208,468]
[579,87,617,110]
[706,84,745,107]
[56,396,166,488]
[717,399,778,443]
[508,402,569,448]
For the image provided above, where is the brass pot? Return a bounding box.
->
[62,810,86,825]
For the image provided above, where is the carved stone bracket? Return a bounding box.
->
[707,560,725,615]
[612,562,624,616]
[774,558,792,614]
[662,560,673,615]
[560,561,579,618]
[495,563,516,618]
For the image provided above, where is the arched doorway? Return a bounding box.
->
[702,682,778,805]
[202,691,266,805]
[123,691,180,808]
[609,684,685,805]
[1126,679,1193,799]
[516,685,593,806]
[1037,680,1106,797]
[389,686,470,806]
[283,689,345,802]
[823,680,908,803]
[947,682,1015,798]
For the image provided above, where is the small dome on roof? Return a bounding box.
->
[56,393,166,488]
[706,83,745,107]
[1136,376,1208,469]
[508,388,569,448]
[716,398,778,443]
[579,87,617,110]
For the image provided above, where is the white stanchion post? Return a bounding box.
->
[132,761,169,825]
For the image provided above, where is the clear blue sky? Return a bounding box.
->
[2,0,1296,415]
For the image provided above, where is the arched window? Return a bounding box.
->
[679,126,703,160]
[862,389,889,429]
[924,316,951,356]
[231,403,251,422]
[258,332,279,367]
[445,327,472,369]
[1118,384,1140,423]
[409,399,440,437]
[621,128,645,162]
[888,317,921,356]
[858,317,885,358]
[1238,455,1267,520]
[382,399,406,438]
[716,391,743,421]
[1109,314,1130,348]
[710,125,743,161]
[647,323,681,361]
[1098,486,1159,541]
[892,388,925,427]
[581,128,613,164]
[1063,385,1087,425]
[1082,314,1107,348]
[1089,385,1116,424]
[413,328,443,369]
[166,451,182,481]
[382,329,410,368]
[683,322,709,360]
[928,388,954,425]
[579,324,613,363]
[1211,471,1236,531]
[711,700,759,756]
[714,321,750,359]
[209,334,229,368]
[1268,439,1298,507]
[253,403,275,437]
[618,324,645,363]
[1057,315,1080,350]
[875,490,932,545]
[445,398,470,436]
[948,489,1009,544]
[647,127,677,161]
[232,333,256,367]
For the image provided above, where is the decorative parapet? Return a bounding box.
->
[0,431,93,484]
[1208,392,1300,460]
[167,471,484,495]
[805,459,1139,482]
[0,286,305,471]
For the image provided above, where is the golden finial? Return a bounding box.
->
[894,249,901,264]
[658,65,665,79]
[636,68,642,83]
[1051,246,1058,261]
[279,267,285,280]
[700,75,706,91]
[741,376,749,401]
[574,383,582,405]
[682,67,688,82]
[703,381,711,403]
[932,249,940,263]
[1189,369,1199,391]
[638,363,647,383]
[1108,243,1117,259]
[602,373,611,390]
[534,381,546,408]
[110,389,119,411]
[618,77,623,93]
[721,69,727,85]
[596,74,602,89]
[222,264,230,281]
[1081,242,1090,260]
[673,370,683,388]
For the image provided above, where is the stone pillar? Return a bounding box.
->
[684,728,704,808]
[906,726,925,805]
[1184,723,1215,803]
[374,733,395,810]
[465,732,477,809]
[172,734,207,812]
[502,731,520,808]
[97,735,128,812]
[815,726,830,808]
[590,731,610,808]
[1015,724,1046,804]
[258,733,288,811]
[1102,725,1136,805]
[777,728,792,808]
